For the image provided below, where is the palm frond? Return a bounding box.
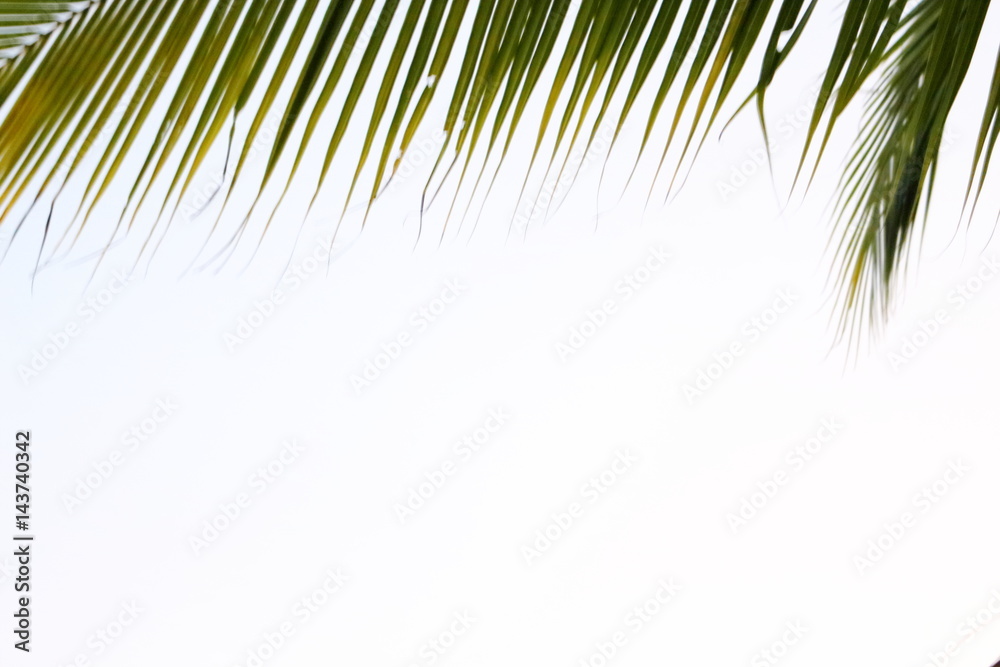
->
[826,0,992,345]
[0,0,997,346]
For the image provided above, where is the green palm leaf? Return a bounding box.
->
[0,0,997,348]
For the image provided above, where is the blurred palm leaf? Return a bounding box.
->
[0,0,997,344]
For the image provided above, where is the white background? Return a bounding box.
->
[2,1,1000,666]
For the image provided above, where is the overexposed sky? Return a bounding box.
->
[2,1,1000,666]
